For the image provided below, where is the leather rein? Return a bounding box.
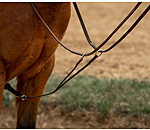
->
[4,2,150,100]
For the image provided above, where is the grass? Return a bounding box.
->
[2,75,150,115]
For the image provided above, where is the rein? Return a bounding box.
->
[4,2,150,100]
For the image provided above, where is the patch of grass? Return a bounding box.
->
[2,75,150,115]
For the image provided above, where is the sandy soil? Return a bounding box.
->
[0,2,150,128]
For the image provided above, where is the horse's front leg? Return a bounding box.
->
[15,54,55,129]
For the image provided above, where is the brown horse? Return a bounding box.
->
[0,2,71,128]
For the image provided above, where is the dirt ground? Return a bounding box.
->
[1,2,150,129]
[1,103,150,129]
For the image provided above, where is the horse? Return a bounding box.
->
[0,2,71,128]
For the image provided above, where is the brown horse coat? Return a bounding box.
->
[0,2,71,128]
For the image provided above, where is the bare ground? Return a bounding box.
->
[1,2,150,128]
[1,103,150,129]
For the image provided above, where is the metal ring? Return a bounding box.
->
[80,53,85,61]
[95,50,102,57]
[21,95,27,100]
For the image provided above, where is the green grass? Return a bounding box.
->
[2,75,150,115]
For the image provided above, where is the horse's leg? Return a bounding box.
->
[0,60,6,113]
[15,54,55,128]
